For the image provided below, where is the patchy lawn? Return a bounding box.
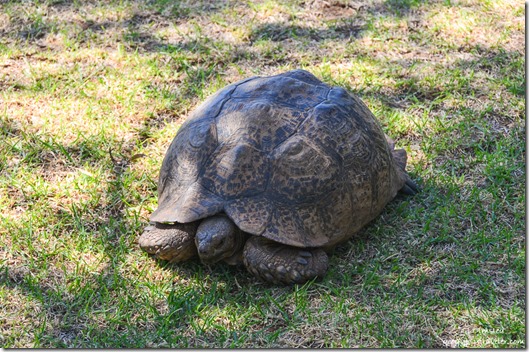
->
[0,0,525,348]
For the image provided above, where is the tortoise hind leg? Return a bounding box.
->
[386,135,420,195]
[391,147,419,195]
[243,236,328,285]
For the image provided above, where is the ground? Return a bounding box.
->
[0,0,525,348]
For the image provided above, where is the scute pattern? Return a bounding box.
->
[263,204,309,247]
[313,185,357,246]
[154,118,217,218]
[225,196,272,235]
[202,141,269,198]
[269,136,340,204]
[151,69,407,248]
[215,100,308,152]
[231,74,328,109]
[152,182,224,223]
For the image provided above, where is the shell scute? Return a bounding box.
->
[216,100,305,153]
[262,205,306,247]
[269,135,341,205]
[151,182,224,223]
[224,196,272,235]
[202,141,269,199]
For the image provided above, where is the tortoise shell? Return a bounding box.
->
[150,69,405,248]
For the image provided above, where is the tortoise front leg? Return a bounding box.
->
[139,222,198,263]
[242,236,328,285]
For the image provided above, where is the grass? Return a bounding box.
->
[0,0,525,348]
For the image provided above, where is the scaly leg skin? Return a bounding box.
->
[243,236,328,285]
[138,222,198,263]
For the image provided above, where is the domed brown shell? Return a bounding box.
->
[150,69,406,248]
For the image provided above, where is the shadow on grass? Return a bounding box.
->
[0,0,228,43]
[0,131,150,346]
[0,0,429,52]
[1,0,524,347]
[249,22,365,42]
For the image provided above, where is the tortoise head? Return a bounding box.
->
[195,215,245,264]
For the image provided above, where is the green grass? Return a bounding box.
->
[0,0,525,348]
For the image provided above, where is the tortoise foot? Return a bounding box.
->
[139,222,198,263]
[243,236,328,285]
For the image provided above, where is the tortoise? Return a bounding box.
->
[139,69,418,285]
